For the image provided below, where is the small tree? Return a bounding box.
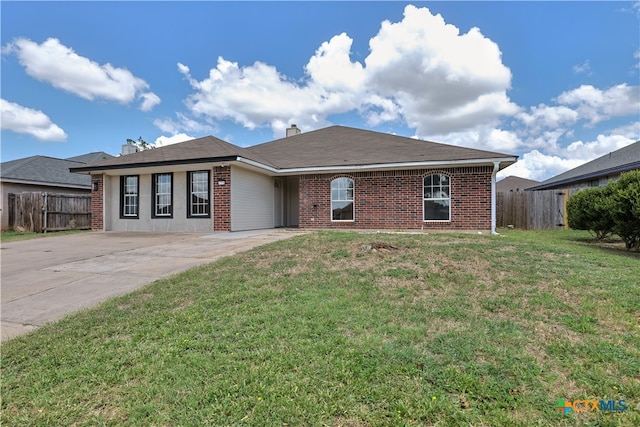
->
[609,170,640,251]
[126,136,154,151]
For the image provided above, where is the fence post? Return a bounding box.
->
[43,192,48,233]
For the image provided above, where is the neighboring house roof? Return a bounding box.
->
[71,126,517,174]
[496,176,539,192]
[528,141,640,191]
[1,152,115,189]
[1,156,91,188]
[66,151,113,163]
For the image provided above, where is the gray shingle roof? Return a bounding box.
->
[66,152,113,163]
[496,176,539,192]
[528,141,640,190]
[71,135,276,172]
[71,126,517,173]
[1,156,91,188]
[250,126,515,168]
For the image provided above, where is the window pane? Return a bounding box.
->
[189,171,209,216]
[424,174,451,221]
[424,200,449,221]
[331,178,354,221]
[122,175,138,217]
[332,201,353,220]
[154,174,172,216]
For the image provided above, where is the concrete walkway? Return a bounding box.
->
[1,229,304,341]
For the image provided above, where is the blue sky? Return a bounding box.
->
[1,1,639,181]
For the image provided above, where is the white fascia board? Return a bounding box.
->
[236,156,518,175]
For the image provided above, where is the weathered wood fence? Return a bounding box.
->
[496,189,578,230]
[8,192,91,233]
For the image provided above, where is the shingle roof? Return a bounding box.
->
[71,126,517,174]
[250,126,515,168]
[496,176,539,192]
[528,141,640,190]
[1,156,91,188]
[66,151,113,163]
[71,135,277,172]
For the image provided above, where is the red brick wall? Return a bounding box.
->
[90,174,104,231]
[298,167,492,230]
[213,166,231,231]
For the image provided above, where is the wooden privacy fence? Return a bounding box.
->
[8,192,91,233]
[497,189,577,230]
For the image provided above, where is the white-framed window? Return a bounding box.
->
[188,170,210,218]
[331,177,354,221]
[152,173,173,217]
[120,175,139,218]
[424,173,450,221]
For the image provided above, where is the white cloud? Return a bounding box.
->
[305,33,365,92]
[153,112,215,135]
[153,133,195,147]
[498,133,637,181]
[0,98,67,141]
[139,92,161,112]
[364,5,518,134]
[498,150,585,181]
[516,105,579,133]
[573,60,591,74]
[421,126,524,154]
[178,5,517,137]
[3,37,160,111]
[556,84,639,125]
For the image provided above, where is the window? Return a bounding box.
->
[120,175,139,218]
[331,177,354,221]
[152,173,173,217]
[424,173,450,221]
[188,170,210,217]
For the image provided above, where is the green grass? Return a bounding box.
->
[0,229,88,243]
[2,230,638,426]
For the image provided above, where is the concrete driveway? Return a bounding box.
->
[1,229,303,341]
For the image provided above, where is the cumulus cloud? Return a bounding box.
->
[364,5,517,135]
[153,112,215,135]
[556,83,639,125]
[499,134,638,181]
[178,4,517,137]
[153,133,195,147]
[498,150,585,181]
[3,37,160,111]
[1,98,67,141]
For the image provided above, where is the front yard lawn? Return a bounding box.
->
[2,230,638,426]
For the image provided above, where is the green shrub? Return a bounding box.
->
[567,186,615,240]
[609,170,640,251]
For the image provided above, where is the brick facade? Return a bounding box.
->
[90,174,104,231]
[299,167,493,230]
[213,166,231,231]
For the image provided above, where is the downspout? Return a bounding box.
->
[491,162,500,235]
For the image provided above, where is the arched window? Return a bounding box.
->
[331,177,354,221]
[424,173,450,221]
